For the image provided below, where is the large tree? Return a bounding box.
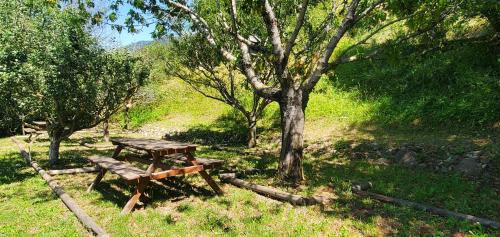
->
[110,0,478,184]
[0,1,149,164]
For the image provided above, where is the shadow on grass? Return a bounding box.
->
[90,174,217,210]
[304,151,499,219]
[0,151,37,185]
[169,111,279,146]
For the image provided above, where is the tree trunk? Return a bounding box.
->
[247,114,257,148]
[124,99,132,130]
[278,87,305,185]
[103,120,109,142]
[21,116,25,135]
[124,108,130,130]
[48,135,62,165]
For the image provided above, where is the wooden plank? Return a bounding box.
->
[48,167,99,175]
[150,165,204,180]
[111,138,196,155]
[87,155,145,181]
[11,138,109,237]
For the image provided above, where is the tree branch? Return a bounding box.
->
[302,0,361,93]
[354,0,384,24]
[163,0,237,62]
[330,6,454,68]
[230,0,281,100]
[329,14,411,69]
[282,0,309,68]
[261,0,285,74]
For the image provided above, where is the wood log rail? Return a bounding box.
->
[11,137,109,237]
[219,173,324,206]
[48,167,100,175]
[352,183,500,229]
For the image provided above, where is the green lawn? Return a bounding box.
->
[1,127,499,236]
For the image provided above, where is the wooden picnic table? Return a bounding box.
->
[87,138,223,214]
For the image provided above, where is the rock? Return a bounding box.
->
[376,158,391,165]
[398,151,418,167]
[456,157,483,176]
[466,151,481,159]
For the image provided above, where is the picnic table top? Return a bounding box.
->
[111,137,196,155]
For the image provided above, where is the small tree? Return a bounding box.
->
[0,1,149,164]
[0,0,48,135]
[162,37,271,148]
[45,45,148,164]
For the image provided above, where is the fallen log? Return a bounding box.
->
[79,142,114,151]
[352,184,500,229]
[48,167,100,175]
[219,173,324,206]
[11,138,109,237]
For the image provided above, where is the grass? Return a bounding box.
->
[117,78,230,129]
[1,125,499,236]
[0,138,84,236]
[1,31,499,236]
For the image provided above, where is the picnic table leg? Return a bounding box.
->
[121,178,147,214]
[111,145,124,158]
[87,146,123,193]
[145,151,160,175]
[186,153,224,195]
[87,167,107,193]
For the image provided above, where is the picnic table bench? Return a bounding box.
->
[86,138,224,214]
[22,121,46,142]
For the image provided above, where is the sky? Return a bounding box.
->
[95,3,155,48]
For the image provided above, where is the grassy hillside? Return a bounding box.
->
[122,37,499,142]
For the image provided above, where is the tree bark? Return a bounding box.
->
[247,114,257,148]
[103,120,109,142]
[48,135,62,165]
[124,99,132,130]
[278,86,305,184]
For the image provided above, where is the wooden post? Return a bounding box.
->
[11,138,109,236]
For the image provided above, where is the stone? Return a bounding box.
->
[466,151,481,159]
[456,157,483,176]
[376,158,391,165]
[398,151,418,167]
